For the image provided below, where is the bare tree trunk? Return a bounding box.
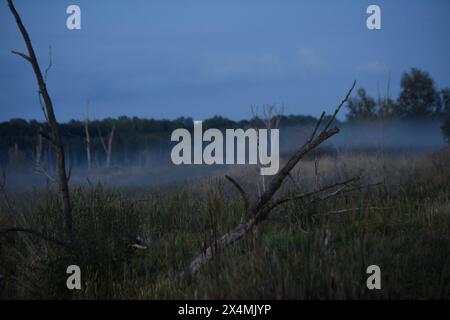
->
[98,125,115,168]
[84,101,91,171]
[251,104,284,194]
[106,126,115,168]
[35,129,43,170]
[8,0,73,242]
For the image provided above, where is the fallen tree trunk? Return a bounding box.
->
[185,81,356,275]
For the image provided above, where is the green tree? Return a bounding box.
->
[346,88,377,121]
[397,68,440,118]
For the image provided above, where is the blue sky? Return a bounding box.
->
[1,0,449,122]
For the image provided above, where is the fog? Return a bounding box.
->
[280,119,445,154]
[1,119,446,191]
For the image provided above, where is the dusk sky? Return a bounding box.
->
[1,0,449,122]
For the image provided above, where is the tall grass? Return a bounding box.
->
[1,149,450,299]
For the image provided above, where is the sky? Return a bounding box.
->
[0,0,449,122]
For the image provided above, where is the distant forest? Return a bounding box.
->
[0,114,320,170]
[1,68,450,171]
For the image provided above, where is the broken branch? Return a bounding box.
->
[0,227,68,247]
[184,81,357,275]
[11,50,31,62]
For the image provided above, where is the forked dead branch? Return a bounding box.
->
[185,80,357,275]
[5,0,73,244]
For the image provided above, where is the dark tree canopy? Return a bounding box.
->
[397,68,440,118]
[440,88,450,116]
[0,114,318,169]
[346,88,377,122]
[345,68,449,144]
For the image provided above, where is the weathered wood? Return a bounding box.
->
[0,227,68,247]
[85,100,91,170]
[186,127,340,274]
[98,125,115,168]
[8,0,73,242]
[106,126,115,168]
[185,81,356,275]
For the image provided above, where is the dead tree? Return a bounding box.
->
[35,128,43,170]
[261,104,284,132]
[85,100,91,170]
[98,125,115,168]
[185,81,357,275]
[251,104,284,195]
[7,0,73,243]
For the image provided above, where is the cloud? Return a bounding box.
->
[297,47,329,74]
[356,61,389,75]
[298,47,315,64]
[198,47,330,85]
[199,52,291,84]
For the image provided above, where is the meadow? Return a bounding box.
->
[1,148,449,299]
[2,0,450,302]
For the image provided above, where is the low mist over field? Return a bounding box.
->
[0,117,446,190]
[1,1,450,302]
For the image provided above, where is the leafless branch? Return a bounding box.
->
[44,45,52,82]
[269,176,360,210]
[11,50,31,62]
[323,80,356,132]
[8,0,73,242]
[97,125,108,153]
[38,91,49,122]
[184,80,357,275]
[34,163,56,183]
[85,99,91,170]
[318,206,395,216]
[67,164,72,182]
[309,111,326,142]
[0,227,68,247]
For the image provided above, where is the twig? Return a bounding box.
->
[270,176,360,209]
[317,206,395,216]
[11,50,31,62]
[323,80,356,132]
[44,45,52,82]
[0,227,68,247]
[34,164,56,183]
[309,111,326,142]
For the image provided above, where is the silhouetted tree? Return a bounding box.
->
[346,88,377,121]
[440,88,450,116]
[397,68,440,118]
[7,0,73,242]
[442,115,450,144]
[378,97,397,120]
[439,89,450,143]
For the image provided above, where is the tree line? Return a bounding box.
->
[0,114,318,170]
[1,67,450,171]
[347,68,450,122]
